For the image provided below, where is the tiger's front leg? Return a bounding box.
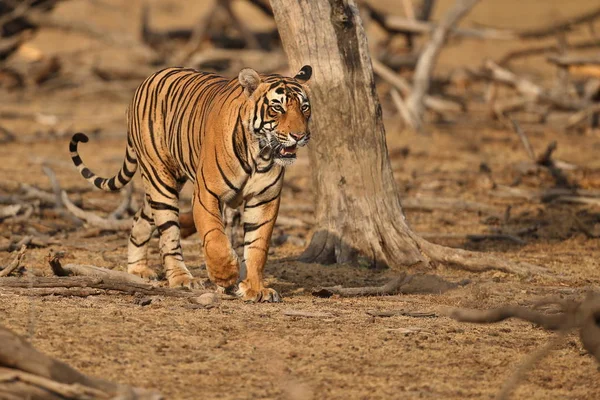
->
[193,184,240,290]
[237,194,281,303]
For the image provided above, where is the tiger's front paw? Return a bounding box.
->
[168,273,204,290]
[128,264,158,280]
[237,280,281,303]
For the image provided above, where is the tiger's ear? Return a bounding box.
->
[239,68,261,96]
[294,65,312,83]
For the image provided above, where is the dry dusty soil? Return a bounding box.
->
[1,0,600,399]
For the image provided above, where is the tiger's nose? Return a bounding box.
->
[290,132,305,141]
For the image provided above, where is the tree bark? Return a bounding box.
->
[271,0,425,268]
[270,0,543,277]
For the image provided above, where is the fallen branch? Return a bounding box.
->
[366,309,437,318]
[498,38,600,65]
[509,119,536,161]
[0,180,57,205]
[406,0,481,131]
[61,191,131,231]
[383,15,515,40]
[0,276,205,298]
[449,292,600,398]
[373,59,464,115]
[0,325,162,399]
[0,245,27,278]
[547,54,600,67]
[313,273,408,297]
[107,183,134,220]
[518,6,600,40]
[483,59,587,111]
[283,310,335,318]
[48,254,148,285]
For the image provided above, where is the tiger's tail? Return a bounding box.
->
[69,132,138,192]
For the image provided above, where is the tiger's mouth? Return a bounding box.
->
[278,144,297,159]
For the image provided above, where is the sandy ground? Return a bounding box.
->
[1,0,600,399]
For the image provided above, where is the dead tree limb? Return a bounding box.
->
[450,293,600,363]
[0,325,163,399]
[0,276,206,298]
[509,119,536,161]
[518,6,600,39]
[48,254,148,285]
[61,191,131,231]
[483,59,587,111]
[312,273,408,298]
[373,59,463,114]
[406,0,481,131]
[383,15,515,40]
[0,245,27,278]
[283,310,335,318]
[547,54,600,67]
[499,38,600,65]
[450,293,600,398]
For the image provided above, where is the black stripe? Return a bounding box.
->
[157,220,179,234]
[93,177,103,188]
[243,238,260,246]
[72,155,82,166]
[130,236,152,248]
[232,114,252,174]
[197,196,221,220]
[140,209,154,223]
[81,168,93,179]
[256,168,284,196]
[107,177,118,191]
[215,149,240,192]
[162,252,184,261]
[117,171,129,186]
[200,167,221,202]
[245,193,280,209]
[149,200,179,213]
[202,227,224,244]
[123,162,136,178]
[243,218,272,234]
[125,149,137,164]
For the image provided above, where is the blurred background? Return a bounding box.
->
[1,0,599,138]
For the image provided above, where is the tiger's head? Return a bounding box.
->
[239,65,312,166]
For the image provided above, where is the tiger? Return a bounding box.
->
[69,65,312,302]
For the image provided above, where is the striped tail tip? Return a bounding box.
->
[72,132,89,143]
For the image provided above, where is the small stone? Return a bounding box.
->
[135,296,153,306]
[191,292,220,308]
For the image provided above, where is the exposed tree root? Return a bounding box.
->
[413,234,546,277]
[449,292,600,398]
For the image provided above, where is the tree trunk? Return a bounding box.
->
[270,0,544,277]
[271,0,425,269]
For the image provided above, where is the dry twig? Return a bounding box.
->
[61,191,131,231]
[0,245,27,278]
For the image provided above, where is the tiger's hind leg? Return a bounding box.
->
[127,197,157,279]
[144,174,202,289]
